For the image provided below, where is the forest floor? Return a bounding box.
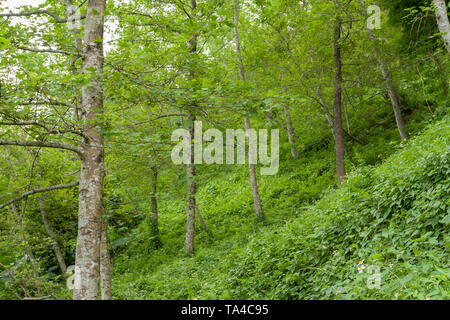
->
[81,105,450,300]
[48,105,449,300]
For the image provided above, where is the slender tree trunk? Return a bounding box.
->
[5,150,41,294]
[195,204,214,240]
[185,0,197,255]
[100,218,112,300]
[433,0,450,54]
[265,112,283,128]
[66,0,82,120]
[12,201,41,295]
[367,28,409,140]
[150,166,162,248]
[284,105,298,159]
[333,18,346,184]
[150,166,158,228]
[185,113,196,255]
[266,113,274,127]
[430,54,449,96]
[73,0,106,300]
[39,195,67,274]
[233,0,265,219]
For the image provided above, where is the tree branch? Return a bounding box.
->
[14,46,81,57]
[0,140,82,155]
[0,9,86,23]
[17,100,77,109]
[0,181,79,210]
[0,121,86,138]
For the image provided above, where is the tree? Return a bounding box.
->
[233,0,264,218]
[332,2,346,184]
[71,0,107,300]
[367,28,409,140]
[433,0,450,53]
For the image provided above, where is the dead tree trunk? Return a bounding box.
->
[233,0,265,219]
[39,195,67,274]
[73,0,106,300]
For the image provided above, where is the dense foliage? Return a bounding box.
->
[0,0,449,300]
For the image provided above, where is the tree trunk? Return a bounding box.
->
[234,0,265,219]
[5,150,41,294]
[100,218,112,300]
[433,0,450,54]
[185,0,198,255]
[185,114,196,255]
[150,166,158,228]
[283,105,298,159]
[245,117,264,218]
[430,54,449,96]
[66,0,82,121]
[367,28,409,140]
[73,0,106,300]
[266,112,274,127]
[333,18,346,184]
[195,204,214,240]
[149,166,162,248]
[39,195,67,274]
[12,201,41,295]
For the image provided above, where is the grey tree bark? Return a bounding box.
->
[233,0,265,219]
[185,0,197,255]
[433,0,450,54]
[283,105,298,159]
[66,0,82,121]
[100,218,112,300]
[73,0,107,300]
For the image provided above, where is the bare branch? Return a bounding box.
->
[0,121,86,138]
[22,100,77,109]
[14,46,81,57]
[0,181,79,210]
[0,140,82,155]
[0,9,86,23]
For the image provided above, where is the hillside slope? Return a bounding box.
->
[108,114,449,300]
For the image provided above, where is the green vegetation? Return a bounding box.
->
[0,0,449,300]
[106,112,449,300]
